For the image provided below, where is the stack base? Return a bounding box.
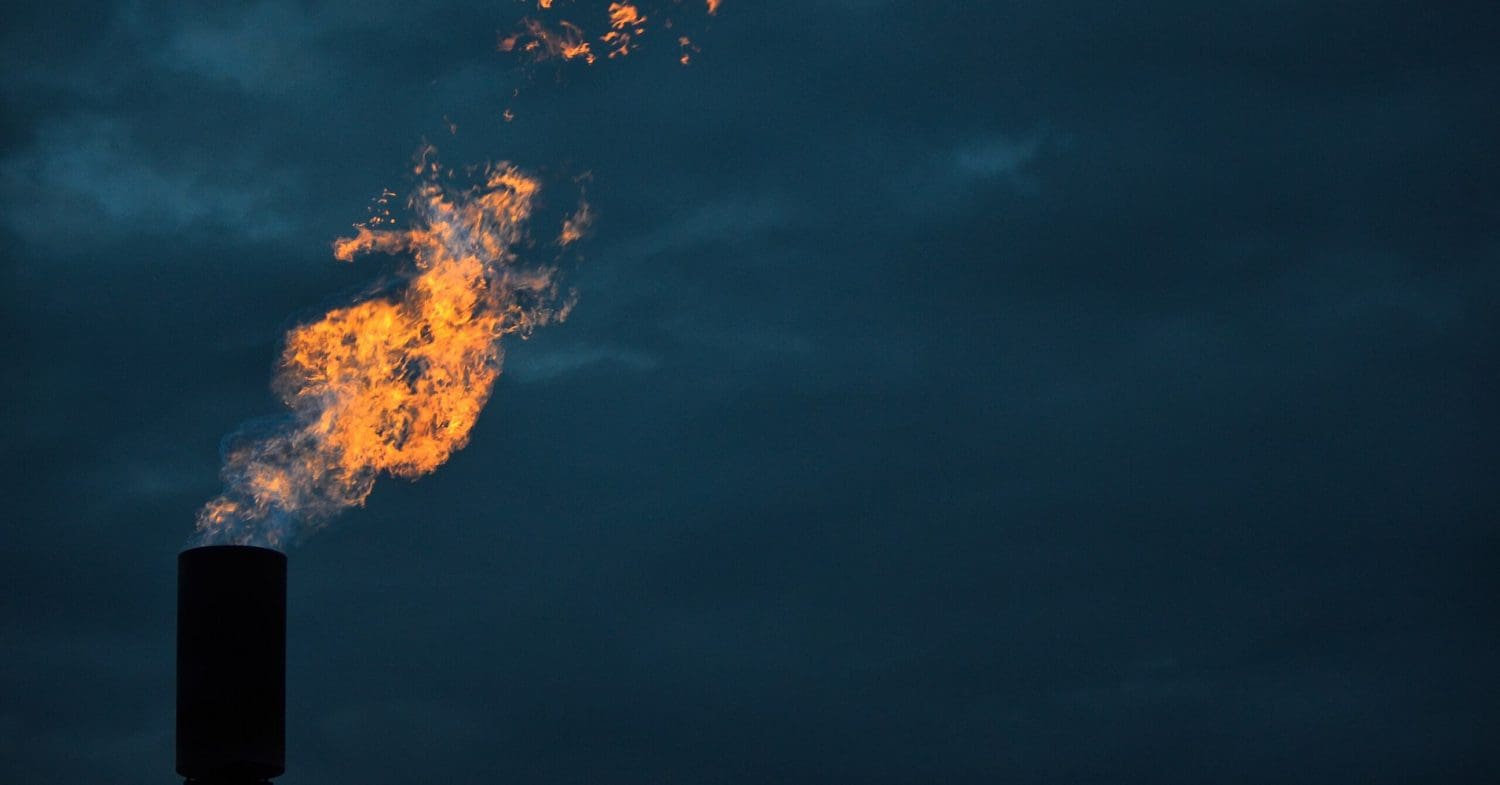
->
[177,545,287,784]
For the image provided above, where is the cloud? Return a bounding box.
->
[129,0,389,96]
[611,193,793,265]
[506,343,660,382]
[0,116,300,248]
[157,3,325,93]
[951,134,1042,182]
[868,130,1047,218]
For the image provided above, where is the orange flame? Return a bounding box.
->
[197,152,571,546]
[200,2,726,546]
[500,19,596,64]
[601,3,646,58]
[559,199,592,246]
[500,1,720,66]
[607,2,645,29]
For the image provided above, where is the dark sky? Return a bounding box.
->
[3,1,1498,782]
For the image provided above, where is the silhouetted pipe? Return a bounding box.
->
[177,545,286,784]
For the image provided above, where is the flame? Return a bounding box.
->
[199,2,729,546]
[197,152,570,546]
[500,1,720,66]
[500,18,596,64]
[600,3,646,58]
[607,2,645,28]
[559,198,592,245]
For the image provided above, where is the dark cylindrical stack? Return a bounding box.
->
[177,545,286,784]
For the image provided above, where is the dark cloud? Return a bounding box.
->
[2,1,1497,783]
